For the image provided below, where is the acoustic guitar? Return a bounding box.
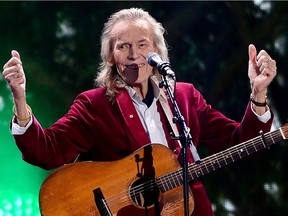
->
[39,124,288,216]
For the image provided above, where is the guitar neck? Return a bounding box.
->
[157,127,286,192]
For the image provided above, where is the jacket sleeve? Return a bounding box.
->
[13,92,97,170]
[176,83,273,154]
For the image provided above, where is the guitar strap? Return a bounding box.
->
[158,82,182,149]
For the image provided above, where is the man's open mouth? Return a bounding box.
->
[125,63,145,69]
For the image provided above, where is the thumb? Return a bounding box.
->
[11,50,21,60]
[248,44,257,66]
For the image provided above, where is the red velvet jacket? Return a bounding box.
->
[14,82,273,215]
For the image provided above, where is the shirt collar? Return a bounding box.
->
[126,76,161,101]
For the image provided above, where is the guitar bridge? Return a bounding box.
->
[93,188,112,216]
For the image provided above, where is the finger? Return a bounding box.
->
[248,44,260,76]
[249,44,257,66]
[258,57,276,68]
[2,64,22,76]
[3,57,22,70]
[4,71,23,84]
[3,50,22,70]
[259,61,268,70]
[259,61,276,71]
[257,50,271,61]
[256,50,277,66]
[259,64,277,78]
[257,55,271,67]
[11,50,21,60]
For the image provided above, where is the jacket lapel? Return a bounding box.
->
[116,89,151,149]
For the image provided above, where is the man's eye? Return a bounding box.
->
[119,44,129,50]
[139,43,147,48]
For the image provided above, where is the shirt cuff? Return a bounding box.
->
[11,116,33,135]
[250,104,271,123]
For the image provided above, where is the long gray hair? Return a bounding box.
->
[95,8,169,100]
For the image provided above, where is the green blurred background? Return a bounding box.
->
[1,1,288,216]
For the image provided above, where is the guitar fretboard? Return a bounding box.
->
[156,127,286,192]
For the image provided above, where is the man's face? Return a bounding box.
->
[109,20,157,87]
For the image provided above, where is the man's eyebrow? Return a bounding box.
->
[115,38,150,46]
[116,41,130,47]
[139,38,149,43]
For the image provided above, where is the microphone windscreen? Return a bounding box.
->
[147,52,163,67]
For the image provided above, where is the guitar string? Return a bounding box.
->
[105,129,285,207]
[104,128,286,207]
[105,130,283,208]
[158,129,283,188]
[160,131,274,185]
[187,129,283,178]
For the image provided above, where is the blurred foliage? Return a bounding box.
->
[1,1,288,216]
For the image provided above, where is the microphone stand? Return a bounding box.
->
[159,74,201,216]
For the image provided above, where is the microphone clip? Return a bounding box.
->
[157,61,175,79]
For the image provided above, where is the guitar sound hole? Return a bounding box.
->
[129,178,160,209]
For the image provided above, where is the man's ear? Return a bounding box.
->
[107,56,114,66]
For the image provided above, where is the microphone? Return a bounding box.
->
[147,52,175,78]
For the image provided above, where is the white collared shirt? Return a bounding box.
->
[126,80,168,147]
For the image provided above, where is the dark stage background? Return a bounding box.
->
[0,1,287,215]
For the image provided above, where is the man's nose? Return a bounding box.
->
[128,46,140,59]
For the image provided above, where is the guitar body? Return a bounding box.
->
[39,144,194,216]
[40,125,288,215]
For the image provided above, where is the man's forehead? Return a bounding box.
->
[111,19,151,36]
